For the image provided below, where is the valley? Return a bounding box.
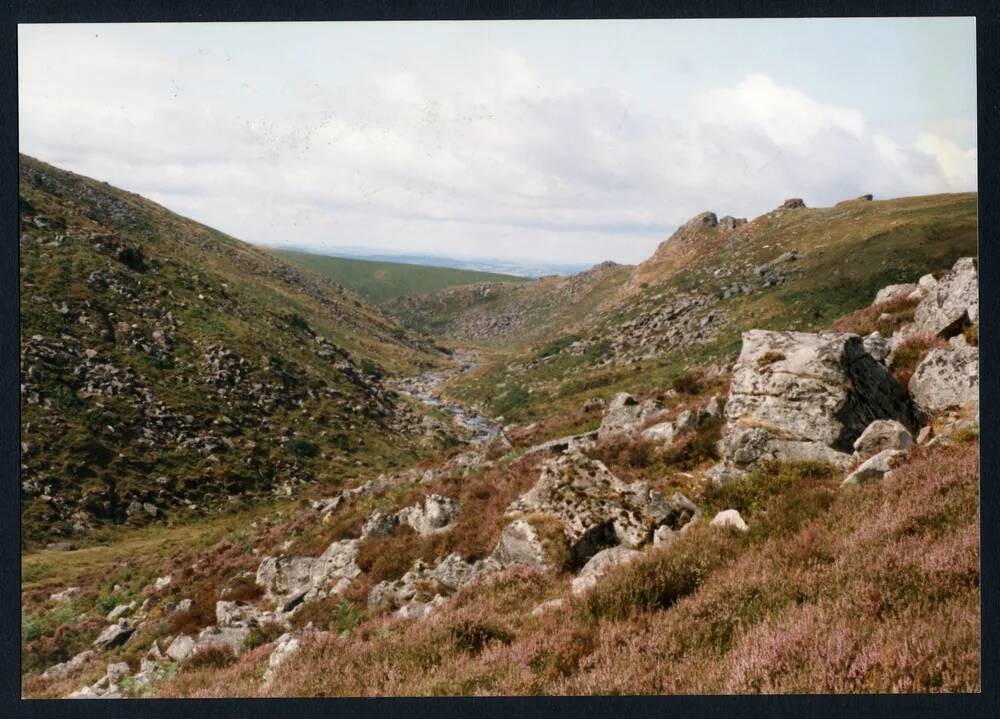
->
[19,157,980,697]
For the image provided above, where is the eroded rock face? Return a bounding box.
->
[368,553,503,609]
[912,257,978,338]
[597,393,664,443]
[492,519,550,567]
[909,335,979,414]
[719,330,919,471]
[256,539,360,611]
[397,494,460,536]
[505,451,698,565]
[571,546,642,595]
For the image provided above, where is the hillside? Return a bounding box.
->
[18,155,456,546]
[19,163,980,698]
[387,260,633,343]
[266,249,531,305]
[436,194,978,425]
[21,244,979,697]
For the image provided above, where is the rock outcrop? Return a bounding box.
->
[716,329,919,476]
[597,393,664,443]
[909,335,979,414]
[505,451,698,565]
[911,257,978,338]
[256,539,361,611]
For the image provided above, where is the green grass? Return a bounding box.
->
[267,249,530,305]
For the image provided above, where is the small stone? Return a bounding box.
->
[710,509,748,532]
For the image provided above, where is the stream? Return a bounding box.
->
[393,350,500,443]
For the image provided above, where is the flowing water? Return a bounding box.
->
[394,351,500,443]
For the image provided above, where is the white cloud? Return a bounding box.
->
[18,30,977,267]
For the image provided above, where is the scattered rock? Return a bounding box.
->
[842,448,907,486]
[530,598,565,616]
[571,546,642,595]
[396,494,460,536]
[710,509,748,532]
[92,620,134,650]
[106,601,137,623]
[597,392,663,442]
[256,539,361,611]
[50,587,81,603]
[852,419,914,458]
[42,650,95,681]
[360,512,398,540]
[153,575,172,592]
[166,634,196,662]
[781,198,806,209]
[492,519,550,567]
[874,284,916,304]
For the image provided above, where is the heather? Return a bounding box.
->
[148,441,978,696]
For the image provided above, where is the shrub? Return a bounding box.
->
[354,524,424,585]
[832,294,920,336]
[757,350,785,367]
[183,645,236,670]
[492,385,531,419]
[537,334,582,359]
[222,574,264,603]
[448,619,513,655]
[284,439,319,459]
[702,461,835,519]
[962,322,978,347]
[890,334,948,387]
[242,621,286,651]
[670,373,702,395]
[585,525,739,620]
[167,596,216,637]
[660,420,722,470]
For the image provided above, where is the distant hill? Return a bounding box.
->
[266,249,532,304]
[418,193,978,423]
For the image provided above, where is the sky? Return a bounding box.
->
[19,18,977,267]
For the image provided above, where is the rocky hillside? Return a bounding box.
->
[21,252,979,697]
[437,193,976,425]
[19,155,457,545]
[386,260,633,343]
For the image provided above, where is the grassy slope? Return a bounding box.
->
[19,155,449,544]
[49,438,973,697]
[446,194,978,425]
[267,249,530,305]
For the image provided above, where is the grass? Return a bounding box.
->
[268,249,530,305]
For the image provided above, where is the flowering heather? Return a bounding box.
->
[149,440,978,696]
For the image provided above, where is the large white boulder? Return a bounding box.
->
[719,330,918,470]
